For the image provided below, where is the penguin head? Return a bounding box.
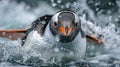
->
[49,11,84,43]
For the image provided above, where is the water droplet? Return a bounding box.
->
[44,17,47,19]
[2,32,6,35]
[42,21,46,24]
[115,18,119,22]
[108,16,112,21]
[60,5,64,8]
[108,2,111,5]
[54,48,59,52]
[65,2,71,8]
[42,25,44,27]
[69,51,74,55]
[95,8,99,11]
[57,0,62,3]
[51,3,57,7]
[60,47,63,50]
[73,2,77,6]
[25,5,30,10]
[55,36,60,42]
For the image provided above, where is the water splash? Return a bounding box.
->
[0,0,120,66]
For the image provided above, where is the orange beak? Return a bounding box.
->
[58,27,73,36]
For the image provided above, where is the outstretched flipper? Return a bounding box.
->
[0,30,27,40]
[86,34,104,45]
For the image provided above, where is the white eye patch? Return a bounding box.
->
[51,11,80,23]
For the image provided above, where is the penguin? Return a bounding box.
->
[22,10,87,63]
[0,10,103,64]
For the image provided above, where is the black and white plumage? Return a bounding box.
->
[23,10,86,63]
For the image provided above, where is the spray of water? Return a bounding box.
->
[0,0,120,66]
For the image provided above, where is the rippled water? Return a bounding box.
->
[0,0,120,67]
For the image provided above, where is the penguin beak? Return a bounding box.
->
[58,26,73,36]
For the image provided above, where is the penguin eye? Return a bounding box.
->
[54,22,58,27]
[75,22,78,27]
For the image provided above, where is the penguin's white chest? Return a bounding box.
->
[23,25,86,63]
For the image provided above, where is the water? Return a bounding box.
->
[0,0,120,67]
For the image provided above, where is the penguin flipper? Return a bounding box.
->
[86,34,104,45]
[0,15,52,45]
[0,30,27,40]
